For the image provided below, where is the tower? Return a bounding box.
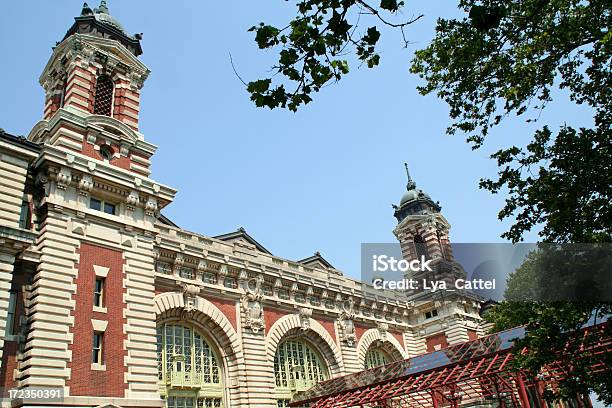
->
[392,163,465,290]
[13,2,175,405]
[392,164,484,351]
[34,0,151,177]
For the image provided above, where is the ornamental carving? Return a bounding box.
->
[55,168,72,191]
[299,307,312,331]
[241,275,265,334]
[78,175,94,195]
[144,197,158,217]
[126,190,139,210]
[180,283,200,319]
[339,298,356,346]
[377,322,389,341]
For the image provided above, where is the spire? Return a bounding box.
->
[404,162,416,190]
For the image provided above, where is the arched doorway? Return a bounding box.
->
[274,338,329,407]
[157,323,224,408]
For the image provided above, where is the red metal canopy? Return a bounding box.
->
[290,323,610,408]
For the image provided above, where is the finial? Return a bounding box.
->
[404,162,416,190]
[81,2,93,16]
[98,0,109,13]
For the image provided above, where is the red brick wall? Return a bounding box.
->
[265,308,286,334]
[391,331,405,349]
[0,341,18,389]
[355,324,369,342]
[467,329,478,341]
[425,332,449,352]
[207,297,237,330]
[67,243,127,397]
[79,137,149,176]
[318,319,337,344]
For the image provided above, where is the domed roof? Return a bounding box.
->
[400,188,431,205]
[394,163,442,223]
[93,1,124,32]
[95,12,124,32]
[79,1,125,33]
[68,1,143,56]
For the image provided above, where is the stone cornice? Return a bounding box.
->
[34,144,175,207]
[39,33,150,88]
[28,107,155,156]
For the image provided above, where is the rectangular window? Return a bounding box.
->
[425,309,439,319]
[90,197,116,215]
[156,261,172,274]
[90,198,102,211]
[278,289,290,300]
[19,199,31,230]
[202,272,217,284]
[223,277,237,289]
[103,202,116,215]
[94,278,104,307]
[5,291,17,337]
[179,267,195,280]
[92,332,104,364]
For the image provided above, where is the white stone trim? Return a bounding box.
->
[266,314,344,377]
[91,319,108,332]
[93,264,110,278]
[356,328,408,369]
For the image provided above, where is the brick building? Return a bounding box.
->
[0,2,486,407]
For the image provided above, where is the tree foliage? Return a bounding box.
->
[246,0,422,111]
[486,244,612,404]
[410,0,611,243]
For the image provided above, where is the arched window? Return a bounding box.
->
[414,234,429,260]
[365,347,390,369]
[274,339,327,406]
[157,323,223,407]
[93,74,114,116]
[59,75,68,108]
[436,230,448,260]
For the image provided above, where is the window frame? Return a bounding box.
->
[364,347,390,369]
[94,278,105,308]
[425,308,439,319]
[274,338,328,401]
[5,291,17,338]
[92,74,115,117]
[413,234,429,260]
[92,331,104,365]
[89,197,117,216]
[156,323,224,402]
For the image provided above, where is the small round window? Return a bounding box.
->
[99,145,113,161]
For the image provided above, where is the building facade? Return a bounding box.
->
[0,2,485,407]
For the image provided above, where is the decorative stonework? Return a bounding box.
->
[144,196,158,217]
[338,298,356,346]
[55,167,72,191]
[241,275,265,334]
[299,307,312,331]
[78,175,94,194]
[180,283,200,319]
[377,322,389,341]
[125,190,139,211]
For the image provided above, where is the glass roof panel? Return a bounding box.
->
[291,326,526,404]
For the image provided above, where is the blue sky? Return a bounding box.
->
[0,1,594,279]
